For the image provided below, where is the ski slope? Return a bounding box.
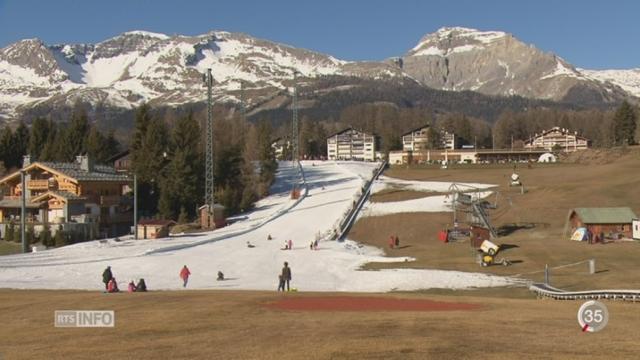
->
[0,161,516,292]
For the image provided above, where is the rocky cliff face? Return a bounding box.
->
[399,27,630,104]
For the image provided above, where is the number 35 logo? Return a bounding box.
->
[577,300,609,332]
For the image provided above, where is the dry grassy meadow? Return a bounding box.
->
[1,290,639,359]
[1,148,640,359]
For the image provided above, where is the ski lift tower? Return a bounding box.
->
[291,71,299,166]
[203,69,215,214]
[199,69,226,228]
[290,71,301,199]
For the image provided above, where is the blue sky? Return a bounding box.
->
[0,0,637,69]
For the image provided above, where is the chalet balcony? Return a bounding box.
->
[27,179,49,190]
[58,183,77,193]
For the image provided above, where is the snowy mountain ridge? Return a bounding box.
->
[0,30,378,119]
[580,68,640,97]
[0,27,638,121]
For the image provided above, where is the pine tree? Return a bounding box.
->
[104,130,121,159]
[40,121,60,161]
[60,106,90,161]
[0,126,14,169]
[255,120,277,192]
[613,101,637,146]
[159,150,195,220]
[28,117,50,160]
[13,121,30,166]
[85,127,114,163]
[131,105,169,216]
[240,124,259,211]
[299,117,313,159]
[132,103,152,155]
[160,112,203,219]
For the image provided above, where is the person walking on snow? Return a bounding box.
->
[281,262,292,291]
[288,239,293,250]
[102,266,113,290]
[180,265,191,288]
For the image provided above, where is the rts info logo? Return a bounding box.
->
[55,310,115,327]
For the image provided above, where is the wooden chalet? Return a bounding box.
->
[568,207,638,240]
[0,155,132,240]
[107,149,131,173]
[137,219,176,239]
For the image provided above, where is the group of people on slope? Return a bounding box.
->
[103,265,228,291]
[102,266,147,293]
[282,239,293,250]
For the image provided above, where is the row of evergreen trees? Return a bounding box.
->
[130,104,278,222]
[0,106,120,171]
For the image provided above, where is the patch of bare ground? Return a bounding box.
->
[369,188,438,203]
[351,148,640,291]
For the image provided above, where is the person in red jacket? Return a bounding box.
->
[107,278,119,293]
[180,265,191,288]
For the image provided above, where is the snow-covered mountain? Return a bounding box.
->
[0,30,406,120]
[399,27,632,104]
[0,27,638,122]
[580,68,640,97]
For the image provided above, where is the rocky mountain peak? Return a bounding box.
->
[0,38,68,82]
[409,27,509,56]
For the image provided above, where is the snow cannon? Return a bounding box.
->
[480,239,500,256]
[510,173,521,187]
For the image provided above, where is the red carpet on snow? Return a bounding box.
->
[266,296,480,312]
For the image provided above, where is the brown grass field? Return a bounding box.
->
[369,188,436,203]
[1,289,639,359]
[351,147,640,291]
[2,148,640,359]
